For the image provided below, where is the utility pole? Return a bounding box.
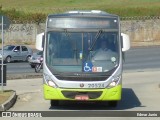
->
[0,15,10,92]
[1,16,4,92]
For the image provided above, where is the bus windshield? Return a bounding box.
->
[46,31,119,73]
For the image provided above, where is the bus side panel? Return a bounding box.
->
[43,84,122,101]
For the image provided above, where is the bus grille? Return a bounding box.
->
[55,76,109,81]
[61,91,102,99]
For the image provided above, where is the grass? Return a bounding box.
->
[0,90,14,105]
[0,0,160,23]
[0,0,160,16]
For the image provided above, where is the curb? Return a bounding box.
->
[0,91,17,111]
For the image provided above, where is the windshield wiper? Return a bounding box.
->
[64,29,70,38]
[89,30,103,51]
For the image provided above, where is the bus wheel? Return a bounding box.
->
[50,100,59,106]
[108,101,118,107]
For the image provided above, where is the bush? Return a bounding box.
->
[0,8,47,24]
[0,7,160,24]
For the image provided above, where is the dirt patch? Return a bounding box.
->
[0,90,14,105]
[7,73,42,80]
[132,41,160,47]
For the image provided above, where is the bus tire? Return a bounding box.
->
[108,101,118,107]
[50,100,59,106]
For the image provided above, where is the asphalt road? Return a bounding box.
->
[6,62,37,74]
[5,46,160,75]
[124,46,160,71]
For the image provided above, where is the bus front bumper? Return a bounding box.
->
[43,84,122,101]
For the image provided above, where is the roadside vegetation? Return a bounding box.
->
[0,0,160,23]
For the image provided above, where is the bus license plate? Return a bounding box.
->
[75,95,89,100]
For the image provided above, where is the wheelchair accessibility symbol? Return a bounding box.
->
[83,62,93,72]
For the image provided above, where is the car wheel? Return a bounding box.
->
[5,56,11,63]
[26,55,31,62]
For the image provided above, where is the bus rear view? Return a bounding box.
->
[36,10,130,107]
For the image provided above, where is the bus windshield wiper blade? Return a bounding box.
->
[64,29,70,38]
[89,29,103,51]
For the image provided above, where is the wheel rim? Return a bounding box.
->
[35,64,41,72]
[6,56,11,63]
[26,56,31,62]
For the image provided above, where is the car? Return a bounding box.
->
[28,50,43,68]
[0,45,33,63]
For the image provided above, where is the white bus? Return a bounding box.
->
[36,10,130,107]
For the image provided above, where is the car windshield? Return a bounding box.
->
[46,31,119,73]
[4,45,15,51]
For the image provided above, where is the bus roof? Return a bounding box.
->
[48,10,118,18]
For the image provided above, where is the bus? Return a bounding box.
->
[36,10,130,107]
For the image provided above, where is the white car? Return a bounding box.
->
[0,45,33,63]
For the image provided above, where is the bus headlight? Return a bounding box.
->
[48,80,56,87]
[107,76,121,88]
[44,74,58,88]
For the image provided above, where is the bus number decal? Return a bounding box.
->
[88,83,105,88]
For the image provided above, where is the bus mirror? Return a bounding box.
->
[121,33,130,52]
[36,32,44,51]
